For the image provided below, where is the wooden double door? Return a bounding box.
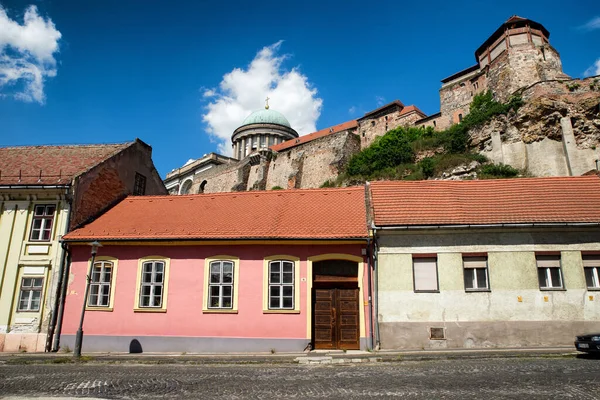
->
[313,287,360,350]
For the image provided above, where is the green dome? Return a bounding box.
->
[241,108,291,128]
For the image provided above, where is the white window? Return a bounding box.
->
[18,277,44,312]
[413,257,439,292]
[583,256,600,289]
[30,204,55,241]
[463,256,489,291]
[208,260,234,308]
[139,261,165,307]
[269,260,294,309]
[536,255,563,289]
[88,261,113,307]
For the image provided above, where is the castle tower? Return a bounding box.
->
[438,16,568,129]
[231,99,298,160]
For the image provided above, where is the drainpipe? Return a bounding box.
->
[373,228,381,350]
[47,194,73,352]
[50,241,71,352]
[366,237,374,350]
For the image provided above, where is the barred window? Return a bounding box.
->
[269,260,294,309]
[133,172,146,196]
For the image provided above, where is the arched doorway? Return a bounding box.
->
[311,259,360,350]
[179,179,192,195]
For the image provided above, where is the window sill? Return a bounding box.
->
[263,310,300,314]
[203,309,238,314]
[86,307,113,312]
[586,288,600,291]
[414,290,440,293]
[133,308,167,313]
[539,288,566,291]
[465,289,491,293]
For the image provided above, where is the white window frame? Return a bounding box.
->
[536,255,564,290]
[139,260,165,308]
[463,256,489,291]
[17,276,44,312]
[268,260,295,310]
[88,261,113,307]
[208,260,234,309]
[583,256,600,290]
[29,204,56,242]
[413,256,439,293]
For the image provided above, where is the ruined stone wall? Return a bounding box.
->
[358,109,403,148]
[439,73,487,129]
[396,111,426,127]
[266,131,361,189]
[470,76,600,176]
[194,161,249,194]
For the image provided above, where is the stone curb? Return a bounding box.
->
[0,347,581,365]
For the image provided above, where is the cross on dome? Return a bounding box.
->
[265,96,270,109]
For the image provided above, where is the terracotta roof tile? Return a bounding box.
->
[64,186,369,241]
[398,105,426,117]
[369,176,600,227]
[0,142,133,185]
[270,120,357,152]
[357,100,405,121]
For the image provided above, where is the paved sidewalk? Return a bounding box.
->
[0,346,580,365]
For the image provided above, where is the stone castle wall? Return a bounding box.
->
[470,76,600,177]
[185,130,361,193]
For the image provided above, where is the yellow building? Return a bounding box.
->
[0,140,166,352]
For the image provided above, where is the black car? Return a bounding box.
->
[575,333,600,353]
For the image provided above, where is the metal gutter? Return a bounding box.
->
[0,184,70,190]
[373,222,600,230]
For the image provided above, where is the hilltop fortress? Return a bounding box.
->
[165,16,600,194]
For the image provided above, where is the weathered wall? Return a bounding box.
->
[377,228,600,350]
[71,141,167,229]
[470,77,600,176]
[0,192,70,352]
[267,131,360,189]
[440,72,487,129]
[358,108,403,148]
[189,131,361,193]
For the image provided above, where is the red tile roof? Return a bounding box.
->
[398,105,426,117]
[0,142,133,185]
[270,120,357,152]
[369,176,600,227]
[63,187,369,241]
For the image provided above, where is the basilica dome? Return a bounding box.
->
[241,108,291,128]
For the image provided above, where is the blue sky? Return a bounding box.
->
[0,0,598,178]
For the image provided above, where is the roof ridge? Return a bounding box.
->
[0,141,135,150]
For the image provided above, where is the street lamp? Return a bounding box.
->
[73,241,102,357]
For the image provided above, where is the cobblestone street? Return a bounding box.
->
[1,356,600,399]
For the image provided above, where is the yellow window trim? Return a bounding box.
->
[12,265,50,317]
[85,256,119,311]
[134,255,170,311]
[202,255,240,312]
[262,255,300,313]
[306,253,366,340]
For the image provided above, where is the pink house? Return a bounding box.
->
[59,187,371,353]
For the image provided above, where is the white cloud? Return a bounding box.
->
[375,96,385,107]
[348,106,357,115]
[202,41,323,156]
[0,5,61,104]
[584,58,600,77]
[580,16,600,31]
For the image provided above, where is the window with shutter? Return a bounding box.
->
[413,257,439,292]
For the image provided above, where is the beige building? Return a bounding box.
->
[0,139,166,352]
[368,177,600,349]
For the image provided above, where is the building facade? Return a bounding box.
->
[0,139,166,352]
[59,187,372,353]
[368,177,600,349]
